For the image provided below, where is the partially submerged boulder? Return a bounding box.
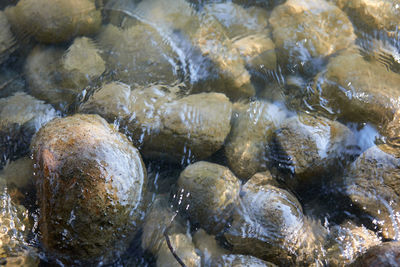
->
[30,114,147,264]
[5,0,101,43]
[351,242,400,267]
[177,161,241,234]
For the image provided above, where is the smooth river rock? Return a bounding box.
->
[269,0,356,74]
[350,242,400,267]
[0,92,58,167]
[177,161,241,234]
[5,0,101,43]
[30,114,147,264]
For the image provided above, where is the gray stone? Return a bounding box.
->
[177,161,241,234]
[30,114,147,264]
[5,0,101,43]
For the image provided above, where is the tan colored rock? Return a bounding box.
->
[343,145,400,240]
[193,229,228,265]
[30,114,147,263]
[335,0,400,35]
[225,101,286,180]
[0,157,33,190]
[177,161,241,234]
[5,0,101,43]
[269,0,356,73]
[97,23,181,86]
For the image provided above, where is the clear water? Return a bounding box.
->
[1,0,400,266]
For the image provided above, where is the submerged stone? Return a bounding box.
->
[25,38,104,109]
[193,229,229,266]
[81,83,232,163]
[5,0,101,43]
[335,0,400,35]
[0,11,15,65]
[225,172,326,265]
[30,114,147,264]
[0,93,58,167]
[177,161,241,234]
[325,221,381,266]
[342,145,400,240]
[312,48,400,130]
[269,0,356,74]
[269,113,357,190]
[350,241,400,267]
[213,254,277,267]
[97,23,181,86]
[224,100,287,180]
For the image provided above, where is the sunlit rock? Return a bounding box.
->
[350,241,400,266]
[213,254,277,267]
[342,145,400,240]
[225,172,327,265]
[193,229,228,266]
[225,101,287,180]
[176,161,241,234]
[312,48,400,132]
[30,114,147,264]
[156,233,201,267]
[0,11,15,65]
[325,220,381,266]
[269,113,358,190]
[141,195,185,256]
[4,0,101,43]
[97,23,181,86]
[269,0,356,74]
[25,38,104,109]
[0,92,57,167]
[335,0,400,35]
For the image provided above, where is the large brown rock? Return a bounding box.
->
[5,0,101,43]
[224,101,287,180]
[312,48,400,129]
[177,161,241,234]
[269,0,356,73]
[342,145,400,240]
[30,114,147,264]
